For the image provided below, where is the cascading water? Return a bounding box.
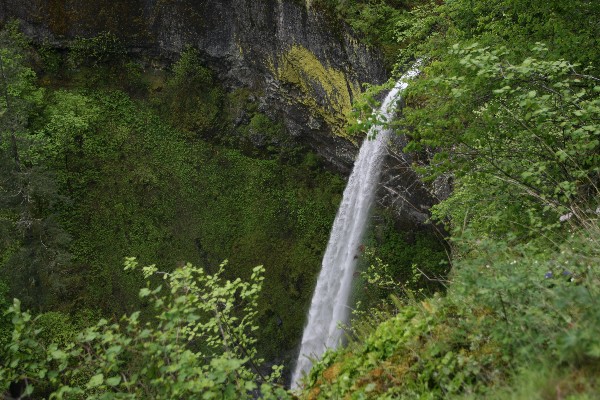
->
[291,66,420,389]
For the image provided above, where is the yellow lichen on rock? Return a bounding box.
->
[276,45,360,138]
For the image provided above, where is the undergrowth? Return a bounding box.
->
[297,0,600,396]
[0,27,344,366]
[300,223,600,399]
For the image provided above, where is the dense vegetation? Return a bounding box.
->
[1,0,599,398]
[309,0,415,68]
[302,0,600,398]
[0,19,352,391]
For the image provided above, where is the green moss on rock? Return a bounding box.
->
[275,45,361,139]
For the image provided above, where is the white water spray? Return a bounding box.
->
[291,66,419,389]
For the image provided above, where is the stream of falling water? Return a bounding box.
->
[291,66,419,389]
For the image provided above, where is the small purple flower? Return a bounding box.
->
[545,271,554,279]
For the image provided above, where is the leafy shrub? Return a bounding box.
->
[298,1,600,397]
[34,311,78,348]
[406,44,600,238]
[153,47,224,137]
[302,224,600,399]
[0,259,290,399]
[0,281,10,350]
[310,0,411,68]
[68,32,126,68]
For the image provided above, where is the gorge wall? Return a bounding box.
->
[0,0,387,172]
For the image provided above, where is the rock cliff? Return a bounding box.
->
[0,0,387,172]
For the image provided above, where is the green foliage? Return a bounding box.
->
[185,147,343,358]
[393,0,600,72]
[153,47,224,137]
[0,260,290,399]
[346,81,392,136]
[0,20,44,155]
[310,0,415,68]
[58,32,138,91]
[0,21,73,309]
[68,32,126,68]
[37,40,62,74]
[352,211,448,313]
[245,113,281,144]
[443,0,600,72]
[34,311,78,348]
[406,44,599,237]
[235,112,294,158]
[391,0,600,240]
[450,231,600,366]
[301,226,600,399]
[299,0,600,398]
[0,21,344,365]
[23,85,341,361]
[0,281,10,349]
[460,365,600,400]
[304,295,503,398]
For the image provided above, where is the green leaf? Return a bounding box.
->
[105,375,122,387]
[87,373,104,388]
[50,349,67,360]
[585,343,600,359]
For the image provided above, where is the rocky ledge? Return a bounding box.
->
[0,0,387,173]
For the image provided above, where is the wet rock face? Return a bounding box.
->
[0,0,387,173]
[378,133,436,229]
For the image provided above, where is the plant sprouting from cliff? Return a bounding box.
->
[153,47,224,137]
[68,32,126,68]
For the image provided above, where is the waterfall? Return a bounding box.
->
[291,66,419,389]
